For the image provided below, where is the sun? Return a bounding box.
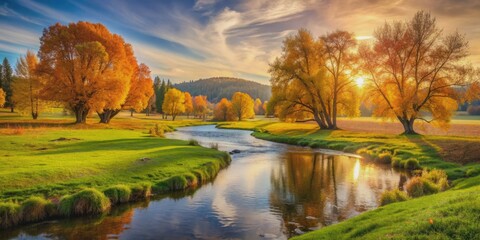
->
[355,77,365,88]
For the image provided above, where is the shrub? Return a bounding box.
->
[20,197,49,223]
[130,183,152,201]
[188,139,200,146]
[149,124,165,137]
[104,185,131,204]
[58,188,110,217]
[380,189,409,206]
[405,177,425,198]
[404,158,420,170]
[0,202,21,228]
[377,152,393,164]
[466,168,480,177]
[422,169,449,191]
[391,157,402,168]
[298,139,310,146]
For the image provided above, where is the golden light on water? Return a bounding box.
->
[355,77,365,88]
[353,159,361,182]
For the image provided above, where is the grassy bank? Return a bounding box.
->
[0,110,230,228]
[218,120,480,239]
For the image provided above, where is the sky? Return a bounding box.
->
[1,0,479,84]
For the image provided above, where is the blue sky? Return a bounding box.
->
[1,0,480,84]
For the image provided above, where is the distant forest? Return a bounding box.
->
[174,77,271,103]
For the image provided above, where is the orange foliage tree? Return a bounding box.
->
[162,88,185,121]
[184,92,194,118]
[98,62,154,123]
[213,98,234,121]
[359,11,479,134]
[231,92,254,121]
[193,95,208,120]
[38,22,135,123]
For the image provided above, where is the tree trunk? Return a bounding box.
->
[32,112,38,120]
[98,109,121,124]
[313,109,328,129]
[130,109,134,117]
[172,114,176,121]
[74,105,89,124]
[399,117,417,134]
[10,106,14,113]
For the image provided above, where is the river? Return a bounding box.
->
[2,125,409,240]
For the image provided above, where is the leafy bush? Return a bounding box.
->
[0,202,21,228]
[188,139,200,146]
[149,124,165,137]
[130,182,152,201]
[422,169,449,191]
[404,158,420,170]
[405,176,440,198]
[104,185,131,204]
[391,157,402,168]
[58,188,110,217]
[380,189,409,206]
[377,152,393,164]
[20,197,49,223]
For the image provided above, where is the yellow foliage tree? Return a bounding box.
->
[162,88,185,121]
[254,98,264,115]
[269,29,359,129]
[213,98,234,121]
[38,22,135,123]
[12,50,50,119]
[231,92,254,121]
[193,95,208,120]
[0,88,5,107]
[184,92,194,118]
[359,11,479,134]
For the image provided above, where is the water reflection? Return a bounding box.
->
[2,125,410,240]
[270,152,409,236]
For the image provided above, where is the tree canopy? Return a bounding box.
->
[231,92,255,121]
[162,88,185,121]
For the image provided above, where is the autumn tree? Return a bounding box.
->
[2,58,14,112]
[213,98,234,121]
[12,51,49,119]
[0,88,5,107]
[38,22,135,123]
[262,101,268,116]
[162,88,185,121]
[359,11,479,134]
[270,29,359,129]
[231,92,254,121]
[254,98,264,115]
[184,92,194,118]
[97,62,154,123]
[193,95,208,120]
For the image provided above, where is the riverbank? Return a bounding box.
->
[0,111,230,229]
[218,120,480,239]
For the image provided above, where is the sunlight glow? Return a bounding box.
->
[355,35,373,41]
[353,159,361,182]
[355,77,365,88]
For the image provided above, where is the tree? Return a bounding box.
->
[0,88,5,107]
[184,92,193,118]
[154,78,166,114]
[358,11,479,134]
[262,101,268,116]
[12,51,49,119]
[162,88,185,121]
[321,30,359,127]
[231,92,254,121]
[2,58,14,112]
[97,62,154,123]
[270,29,359,128]
[213,98,234,121]
[193,95,208,120]
[254,98,264,115]
[37,22,135,123]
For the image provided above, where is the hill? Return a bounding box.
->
[174,77,271,103]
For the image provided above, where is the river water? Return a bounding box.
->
[2,125,409,240]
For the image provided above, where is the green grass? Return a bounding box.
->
[0,127,229,202]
